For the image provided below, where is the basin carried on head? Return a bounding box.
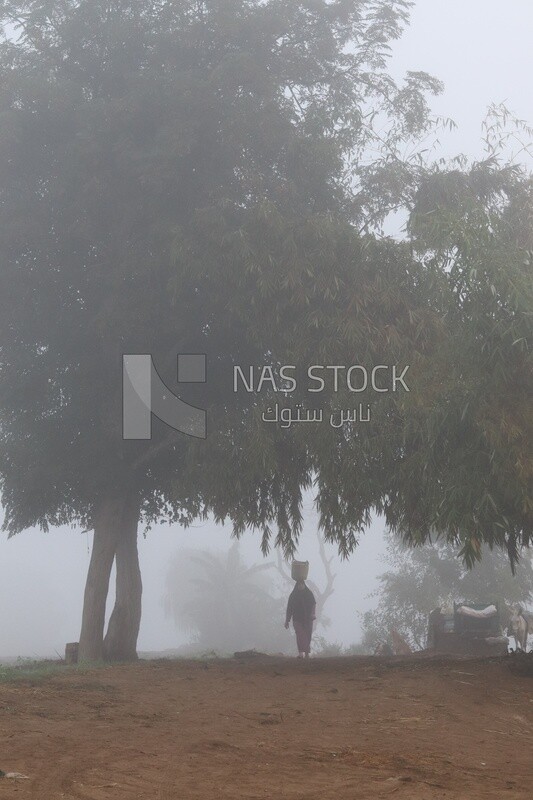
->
[291,560,309,581]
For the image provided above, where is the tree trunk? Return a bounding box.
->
[103,500,142,662]
[78,494,124,662]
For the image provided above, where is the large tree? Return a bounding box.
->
[0,0,441,660]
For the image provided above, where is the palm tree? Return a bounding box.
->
[164,543,291,653]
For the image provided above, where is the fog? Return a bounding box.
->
[1,0,531,660]
[0,503,387,658]
[393,0,533,161]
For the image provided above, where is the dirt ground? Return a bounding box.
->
[0,654,532,799]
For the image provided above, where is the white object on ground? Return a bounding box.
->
[2,773,29,780]
[456,604,497,619]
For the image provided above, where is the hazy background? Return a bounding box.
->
[1,0,532,658]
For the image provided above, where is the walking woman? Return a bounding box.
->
[285,580,316,658]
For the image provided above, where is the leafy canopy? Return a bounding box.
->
[0,0,441,551]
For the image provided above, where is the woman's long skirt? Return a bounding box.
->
[293,619,313,654]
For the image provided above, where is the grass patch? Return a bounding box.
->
[0,659,83,685]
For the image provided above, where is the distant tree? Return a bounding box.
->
[361,532,533,651]
[164,543,291,654]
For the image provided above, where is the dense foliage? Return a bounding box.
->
[0,0,438,539]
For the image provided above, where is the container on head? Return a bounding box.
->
[291,560,309,581]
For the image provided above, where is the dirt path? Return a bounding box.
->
[0,655,531,799]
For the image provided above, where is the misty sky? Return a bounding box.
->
[1,0,531,658]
